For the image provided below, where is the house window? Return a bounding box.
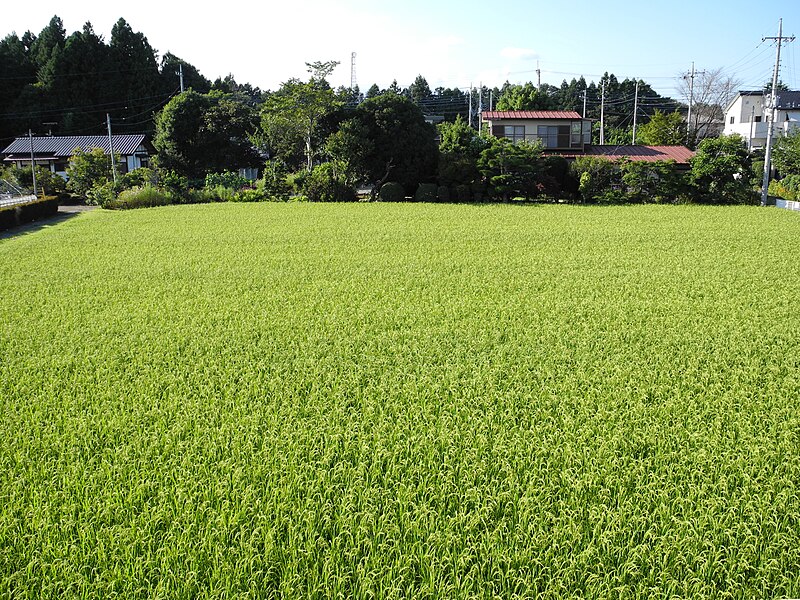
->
[755,115,762,122]
[504,125,525,143]
[730,116,735,124]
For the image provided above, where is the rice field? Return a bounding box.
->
[1,203,799,598]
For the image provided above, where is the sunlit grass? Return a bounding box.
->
[1,203,799,597]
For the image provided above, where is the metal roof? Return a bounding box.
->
[560,145,695,164]
[1,134,148,157]
[482,110,585,120]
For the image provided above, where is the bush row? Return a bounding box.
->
[0,197,59,231]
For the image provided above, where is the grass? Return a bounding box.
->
[1,203,799,598]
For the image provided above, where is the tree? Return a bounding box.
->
[408,75,432,105]
[636,110,686,146]
[690,134,754,204]
[160,52,211,95]
[327,93,438,196]
[65,147,116,198]
[437,115,489,187]
[153,90,260,179]
[496,83,554,111]
[478,138,544,200]
[676,67,741,147]
[260,61,340,173]
[772,128,800,176]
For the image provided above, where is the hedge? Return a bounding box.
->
[0,197,59,232]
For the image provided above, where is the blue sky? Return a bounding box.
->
[5,0,799,98]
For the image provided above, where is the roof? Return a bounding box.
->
[1,134,148,158]
[727,90,800,112]
[560,145,695,164]
[482,110,585,120]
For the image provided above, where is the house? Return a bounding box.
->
[1,134,152,179]
[482,110,593,152]
[723,90,800,150]
[481,111,694,167]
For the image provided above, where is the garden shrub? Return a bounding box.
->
[1,197,59,230]
[303,163,357,203]
[455,185,472,203]
[205,171,250,191]
[379,182,405,202]
[414,183,438,203]
[437,186,450,203]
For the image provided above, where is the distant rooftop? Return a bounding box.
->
[482,110,585,120]
[2,134,148,158]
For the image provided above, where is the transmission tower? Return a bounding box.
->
[350,52,357,90]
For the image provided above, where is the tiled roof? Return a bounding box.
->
[482,110,585,120]
[560,145,695,164]
[1,134,148,157]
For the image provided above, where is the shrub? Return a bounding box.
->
[414,183,438,203]
[379,182,405,202]
[303,163,357,203]
[437,186,450,203]
[572,156,622,203]
[690,135,756,204]
[621,160,686,204]
[205,171,249,191]
[85,181,117,207]
[105,186,172,210]
[0,197,59,230]
[769,174,800,200]
[232,188,269,202]
[455,184,472,203]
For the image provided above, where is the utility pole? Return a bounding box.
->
[107,114,117,185]
[600,81,605,145]
[749,104,755,152]
[489,90,493,112]
[478,82,483,132]
[178,63,184,93]
[632,80,640,144]
[582,89,587,119]
[28,129,37,197]
[761,18,795,207]
[683,62,706,145]
[536,61,541,90]
[350,52,357,90]
[468,84,473,128]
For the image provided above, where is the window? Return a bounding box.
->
[755,115,762,122]
[504,125,525,143]
[730,116,735,124]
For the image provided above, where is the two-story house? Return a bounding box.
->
[723,90,800,150]
[481,110,694,167]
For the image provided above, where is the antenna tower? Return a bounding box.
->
[350,52,357,90]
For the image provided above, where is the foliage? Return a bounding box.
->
[496,82,555,111]
[1,166,67,197]
[378,181,405,202]
[477,138,544,200]
[205,171,249,191]
[772,128,800,176]
[153,90,261,179]
[105,185,172,210]
[0,196,59,231]
[636,110,686,146]
[260,61,341,173]
[437,116,489,188]
[302,161,357,202]
[327,93,438,196]
[690,135,755,204]
[768,174,800,200]
[571,156,623,203]
[414,183,438,202]
[620,160,686,203]
[1,204,800,597]
[65,147,117,200]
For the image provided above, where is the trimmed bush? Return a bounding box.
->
[437,186,450,203]
[414,183,438,203]
[0,196,59,230]
[233,189,269,202]
[455,185,472,203]
[303,163,357,203]
[379,182,405,202]
[205,171,250,191]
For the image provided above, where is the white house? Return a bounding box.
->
[1,134,151,179]
[723,90,800,150]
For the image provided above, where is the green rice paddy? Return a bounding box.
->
[1,203,799,597]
